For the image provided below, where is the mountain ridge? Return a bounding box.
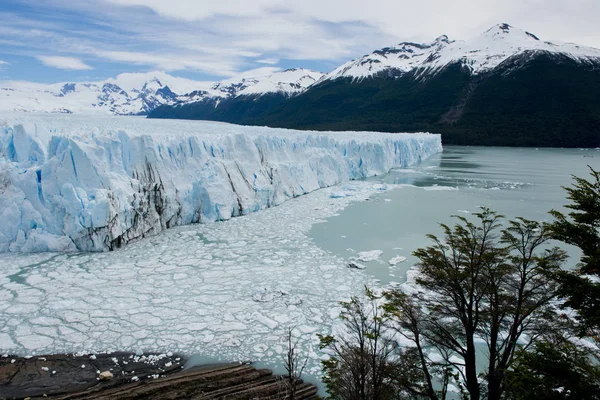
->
[0,68,323,115]
[148,24,600,147]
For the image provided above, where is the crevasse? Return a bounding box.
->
[0,115,442,252]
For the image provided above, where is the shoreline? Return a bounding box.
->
[1,352,318,399]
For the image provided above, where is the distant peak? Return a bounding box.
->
[435,34,450,42]
[480,23,542,42]
[483,23,513,36]
[498,23,511,31]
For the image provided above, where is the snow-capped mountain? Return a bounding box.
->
[149,23,600,148]
[320,23,600,82]
[0,72,215,115]
[178,68,323,105]
[0,69,323,115]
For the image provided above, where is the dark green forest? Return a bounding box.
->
[149,53,600,148]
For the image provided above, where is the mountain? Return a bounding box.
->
[149,24,600,147]
[0,72,210,115]
[319,23,600,80]
[0,69,323,116]
[178,68,324,103]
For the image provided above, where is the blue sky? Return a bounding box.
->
[1,0,599,84]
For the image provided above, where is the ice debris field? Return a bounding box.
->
[0,114,441,253]
[1,181,411,375]
[0,114,441,375]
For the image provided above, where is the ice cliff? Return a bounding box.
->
[0,115,442,252]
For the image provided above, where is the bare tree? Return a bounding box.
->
[282,326,309,400]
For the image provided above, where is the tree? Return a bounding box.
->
[383,292,455,400]
[318,288,398,400]
[384,208,567,400]
[548,167,600,337]
[282,326,309,400]
[504,336,600,400]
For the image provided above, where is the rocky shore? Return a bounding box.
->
[0,353,318,399]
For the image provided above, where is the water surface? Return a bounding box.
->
[311,146,600,284]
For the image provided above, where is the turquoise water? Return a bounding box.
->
[311,145,600,287]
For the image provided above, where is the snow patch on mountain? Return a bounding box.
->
[0,72,213,115]
[321,23,600,82]
[0,69,323,115]
[178,68,323,104]
[0,114,442,252]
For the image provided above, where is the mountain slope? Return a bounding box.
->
[257,53,600,147]
[150,24,600,147]
[320,23,600,81]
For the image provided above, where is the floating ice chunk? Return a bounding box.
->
[18,335,53,350]
[348,261,367,270]
[357,250,383,262]
[254,313,279,330]
[319,264,337,271]
[223,337,242,347]
[330,191,347,199]
[389,256,407,265]
[424,185,459,191]
[0,333,16,348]
[252,289,277,303]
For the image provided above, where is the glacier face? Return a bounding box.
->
[0,114,442,252]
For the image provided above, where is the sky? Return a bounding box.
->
[1,0,599,83]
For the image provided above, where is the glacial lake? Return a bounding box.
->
[311,145,600,283]
[1,145,599,390]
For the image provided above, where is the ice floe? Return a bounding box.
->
[356,250,383,262]
[0,181,403,376]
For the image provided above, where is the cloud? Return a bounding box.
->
[37,55,93,70]
[96,50,237,76]
[0,60,8,66]
[225,67,281,81]
[2,0,600,80]
[101,0,600,48]
[256,58,279,65]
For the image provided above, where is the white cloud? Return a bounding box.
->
[257,58,280,65]
[3,0,600,79]
[101,0,600,48]
[224,67,281,81]
[37,56,93,70]
[0,60,8,66]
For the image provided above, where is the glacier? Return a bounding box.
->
[0,114,442,252]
